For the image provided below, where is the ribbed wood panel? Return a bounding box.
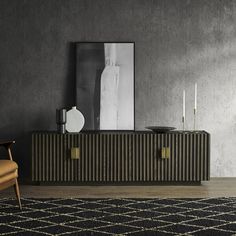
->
[32,132,210,182]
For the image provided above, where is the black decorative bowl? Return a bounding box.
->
[145,126,176,133]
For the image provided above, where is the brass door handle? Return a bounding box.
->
[71,147,80,159]
[161,147,170,159]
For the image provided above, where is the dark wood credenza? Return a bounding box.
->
[31,131,210,184]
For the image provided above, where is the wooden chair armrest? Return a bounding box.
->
[0,140,15,161]
[0,140,15,147]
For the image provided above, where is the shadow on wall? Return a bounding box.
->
[0,42,77,181]
[63,42,77,108]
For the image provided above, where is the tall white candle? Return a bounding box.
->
[183,90,185,117]
[194,83,197,110]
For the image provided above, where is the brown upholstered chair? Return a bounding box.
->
[0,141,22,209]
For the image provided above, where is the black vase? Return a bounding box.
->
[57,124,66,134]
[56,109,67,134]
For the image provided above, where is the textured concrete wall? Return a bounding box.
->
[0,0,236,178]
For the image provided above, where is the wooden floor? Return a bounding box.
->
[1,178,236,199]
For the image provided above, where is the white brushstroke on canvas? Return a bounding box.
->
[100,43,119,129]
[100,43,134,130]
[116,43,134,130]
[105,43,116,66]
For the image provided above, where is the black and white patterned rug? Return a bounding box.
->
[0,197,236,235]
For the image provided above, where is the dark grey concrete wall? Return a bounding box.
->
[0,0,236,178]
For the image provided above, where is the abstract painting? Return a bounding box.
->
[76,42,134,130]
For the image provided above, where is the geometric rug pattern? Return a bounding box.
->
[0,197,235,235]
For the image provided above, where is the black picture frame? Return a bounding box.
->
[75,42,135,131]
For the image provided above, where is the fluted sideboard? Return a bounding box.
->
[31,131,210,184]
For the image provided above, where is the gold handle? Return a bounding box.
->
[161,147,170,159]
[71,147,80,159]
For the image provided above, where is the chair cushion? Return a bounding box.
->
[0,171,18,185]
[0,160,18,177]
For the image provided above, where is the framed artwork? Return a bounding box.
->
[75,42,134,130]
